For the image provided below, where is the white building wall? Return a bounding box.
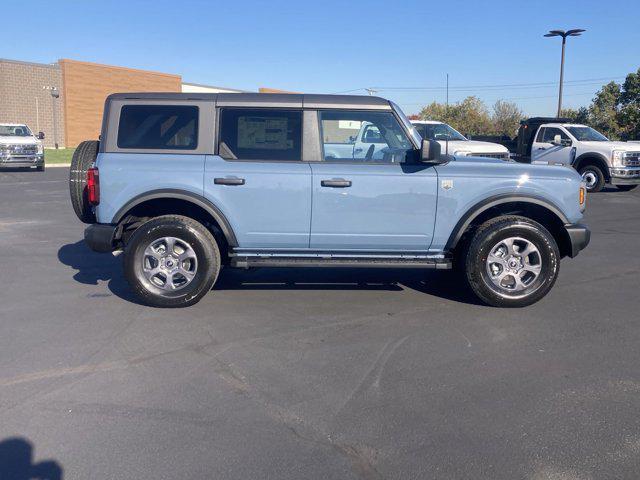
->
[181,83,245,93]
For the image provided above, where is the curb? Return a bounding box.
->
[47,163,71,168]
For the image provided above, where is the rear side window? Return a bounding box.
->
[218,108,302,161]
[117,105,198,150]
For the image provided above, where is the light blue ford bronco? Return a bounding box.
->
[70,93,590,308]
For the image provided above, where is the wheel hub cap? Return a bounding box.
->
[486,237,542,292]
[142,237,198,292]
[582,171,597,188]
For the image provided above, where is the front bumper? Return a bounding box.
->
[610,166,640,185]
[565,223,591,258]
[85,224,118,253]
[0,154,44,168]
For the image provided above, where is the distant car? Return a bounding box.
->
[411,120,510,160]
[0,123,45,171]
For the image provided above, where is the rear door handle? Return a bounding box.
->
[537,147,546,151]
[214,177,245,186]
[321,178,352,188]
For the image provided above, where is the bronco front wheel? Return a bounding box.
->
[464,216,560,307]
[123,215,221,308]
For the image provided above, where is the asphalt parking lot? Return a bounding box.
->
[1,167,640,479]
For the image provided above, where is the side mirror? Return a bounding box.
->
[551,134,571,147]
[420,139,442,163]
[37,132,45,140]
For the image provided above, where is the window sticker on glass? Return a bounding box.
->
[238,116,293,150]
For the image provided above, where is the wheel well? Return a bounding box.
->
[117,198,230,258]
[453,201,572,259]
[575,155,610,182]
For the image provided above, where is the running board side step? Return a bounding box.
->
[230,256,452,269]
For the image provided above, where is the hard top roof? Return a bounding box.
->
[105,92,392,110]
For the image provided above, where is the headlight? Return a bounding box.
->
[612,150,626,166]
[454,150,471,157]
[37,143,43,155]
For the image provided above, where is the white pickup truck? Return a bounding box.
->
[0,123,45,171]
[411,120,510,160]
[524,121,639,192]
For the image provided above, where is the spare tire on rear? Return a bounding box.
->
[69,140,99,223]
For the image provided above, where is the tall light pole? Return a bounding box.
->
[544,29,585,117]
[43,85,60,149]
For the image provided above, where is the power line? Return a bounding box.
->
[331,76,625,95]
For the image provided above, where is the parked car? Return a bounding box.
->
[500,117,640,192]
[411,120,510,160]
[0,123,45,171]
[70,93,589,308]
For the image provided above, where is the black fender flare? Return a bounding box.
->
[112,189,238,247]
[444,194,570,251]
[573,152,610,180]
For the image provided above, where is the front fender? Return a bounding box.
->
[430,161,583,251]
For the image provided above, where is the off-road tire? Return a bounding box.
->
[69,140,99,223]
[579,164,605,193]
[616,185,637,192]
[123,215,221,308]
[464,215,560,308]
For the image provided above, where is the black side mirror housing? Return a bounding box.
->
[37,132,45,140]
[420,139,442,163]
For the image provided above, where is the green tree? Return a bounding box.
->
[589,81,622,139]
[559,107,590,124]
[619,68,640,140]
[492,100,523,137]
[419,96,494,136]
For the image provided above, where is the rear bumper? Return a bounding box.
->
[610,167,640,185]
[84,223,117,253]
[564,223,591,258]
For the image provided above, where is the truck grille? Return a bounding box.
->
[475,152,509,160]
[624,152,640,167]
[0,144,38,155]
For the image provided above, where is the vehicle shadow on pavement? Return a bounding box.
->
[57,241,141,304]
[216,267,484,305]
[57,241,482,305]
[0,437,63,480]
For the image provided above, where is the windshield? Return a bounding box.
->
[566,126,609,142]
[413,122,467,142]
[0,125,32,137]
[389,102,421,147]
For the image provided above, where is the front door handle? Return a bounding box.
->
[321,178,352,188]
[354,147,363,153]
[214,177,245,186]
[537,147,547,151]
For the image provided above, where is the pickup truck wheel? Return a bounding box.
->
[616,185,637,192]
[579,165,605,193]
[123,215,221,308]
[465,216,559,308]
[69,140,99,223]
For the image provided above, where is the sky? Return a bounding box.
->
[3,0,639,117]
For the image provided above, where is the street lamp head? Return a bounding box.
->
[544,28,586,38]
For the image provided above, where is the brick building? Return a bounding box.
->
[0,58,65,148]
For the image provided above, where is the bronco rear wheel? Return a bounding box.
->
[69,140,99,223]
[464,216,560,308]
[123,215,221,308]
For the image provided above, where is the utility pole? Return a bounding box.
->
[43,86,60,149]
[544,29,585,117]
